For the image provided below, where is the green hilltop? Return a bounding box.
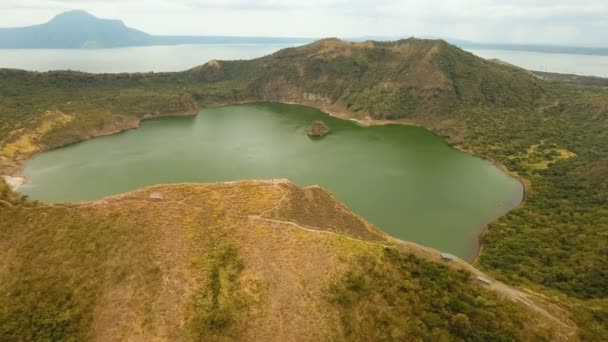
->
[1,38,607,340]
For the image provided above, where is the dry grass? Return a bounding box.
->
[0,180,573,341]
[1,110,73,157]
[264,183,391,243]
[522,143,577,170]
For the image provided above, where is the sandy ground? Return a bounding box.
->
[2,175,26,191]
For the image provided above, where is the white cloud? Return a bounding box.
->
[0,0,606,46]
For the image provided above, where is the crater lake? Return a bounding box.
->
[20,103,523,259]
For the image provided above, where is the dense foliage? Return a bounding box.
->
[455,90,608,338]
[330,248,554,341]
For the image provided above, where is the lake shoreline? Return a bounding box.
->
[2,175,26,191]
[337,110,528,264]
[1,109,200,185]
[4,100,528,263]
[272,100,529,264]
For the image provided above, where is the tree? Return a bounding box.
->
[449,313,472,338]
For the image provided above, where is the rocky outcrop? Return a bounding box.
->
[306,120,330,137]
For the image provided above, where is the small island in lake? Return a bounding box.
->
[307,120,330,137]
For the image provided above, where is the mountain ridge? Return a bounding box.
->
[0,10,152,48]
[188,37,548,123]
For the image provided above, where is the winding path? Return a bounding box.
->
[248,182,577,338]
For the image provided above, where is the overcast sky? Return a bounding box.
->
[1,0,606,46]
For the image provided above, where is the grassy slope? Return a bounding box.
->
[0,69,200,173]
[0,38,607,338]
[0,180,562,340]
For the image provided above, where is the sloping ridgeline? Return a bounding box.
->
[0,38,607,339]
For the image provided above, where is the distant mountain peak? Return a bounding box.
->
[50,10,99,22]
[56,9,95,17]
[0,10,312,49]
[0,9,147,49]
[47,10,128,30]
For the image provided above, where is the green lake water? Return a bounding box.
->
[21,103,523,259]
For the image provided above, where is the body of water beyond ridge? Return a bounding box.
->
[21,103,523,259]
[0,44,606,77]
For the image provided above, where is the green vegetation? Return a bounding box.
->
[330,248,555,341]
[0,69,200,174]
[1,38,607,338]
[460,98,608,338]
[187,242,248,339]
[186,233,251,339]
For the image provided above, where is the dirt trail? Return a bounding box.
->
[250,214,577,336]
[250,183,578,339]
[431,244,577,331]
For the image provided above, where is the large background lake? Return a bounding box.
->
[467,48,608,78]
[21,103,523,260]
[0,43,606,77]
[0,44,296,73]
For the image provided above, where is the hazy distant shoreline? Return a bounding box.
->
[1,43,607,78]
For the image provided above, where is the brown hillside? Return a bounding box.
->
[0,180,569,341]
